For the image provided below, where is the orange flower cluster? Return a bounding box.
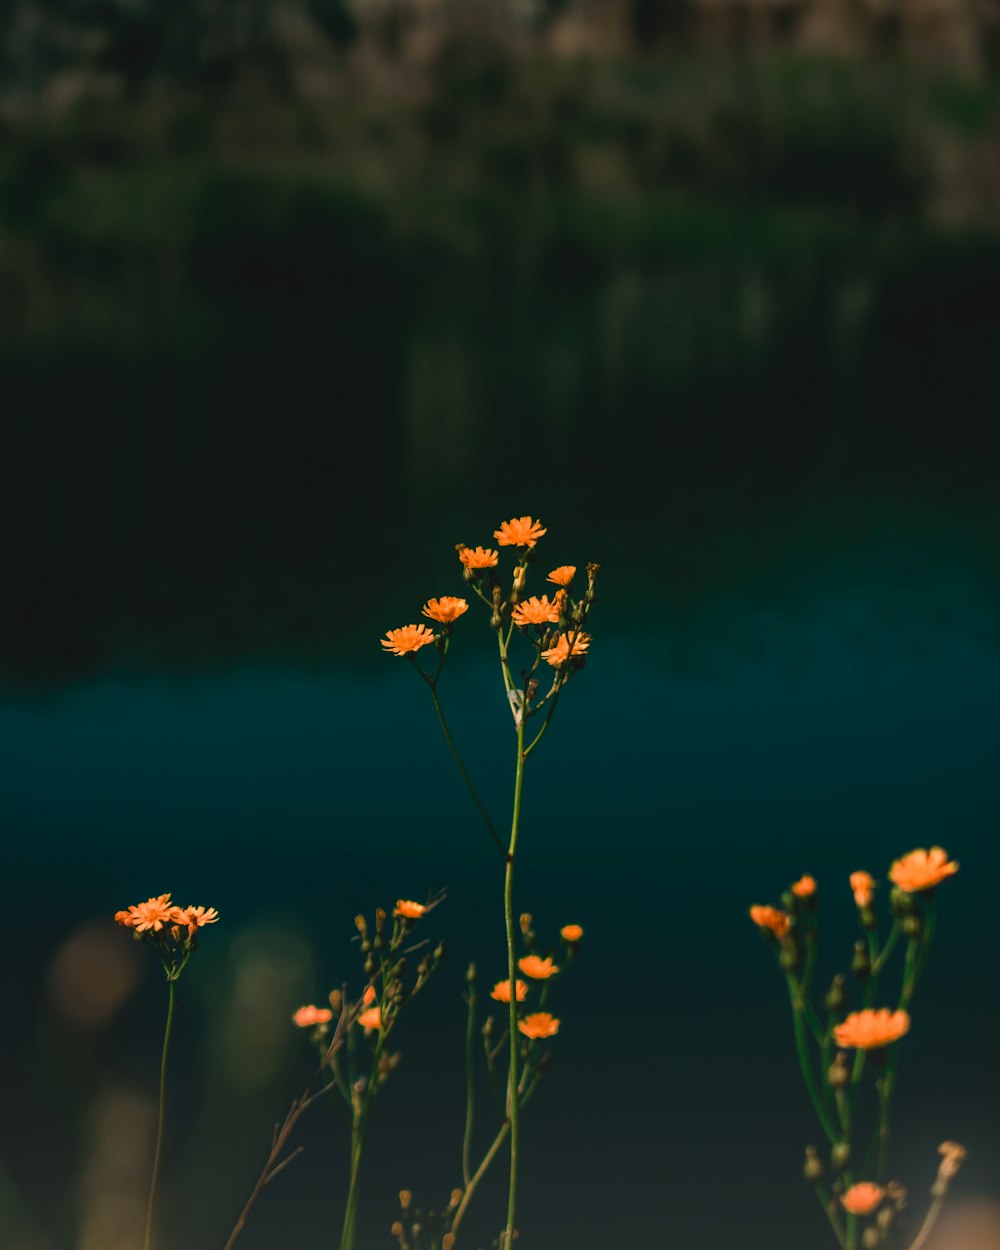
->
[494,516,547,548]
[490,980,529,1003]
[381,624,437,657]
[834,1008,911,1050]
[511,595,561,627]
[422,597,469,625]
[115,894,219,936]
[748,905,790,938]
[840,1182,885,1216]
[540,631,591,669]
[850,871,875,908]
[518,955,559,980]
[293,1004,333,1028]
[518,1012,560,1039]
[890,847,959,893]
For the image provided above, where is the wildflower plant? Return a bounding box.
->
[382,516,598,1248]
[114,893,219,1250]
[749,848,963,1250]
[288,899,445,1250]
[391,917,585,1250]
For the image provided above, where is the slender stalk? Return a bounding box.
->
[340,1019,386,1250]
[502,719,527,1250]
[427,682,505,855]
[453,1122,510,1238]
[787,976,838,1145]
[462,975,477,1187]
[144,977,176,1250]
[811,1183,849,1250]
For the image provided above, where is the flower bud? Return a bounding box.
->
[466,962,477,984]
[828,1051,851,1090]
[860,905,877,930]
[825,974,847,1014]
[890,887,915,916]
[862,1227,881,1249]
[443,1236,456,1250]
[329,989,343,1013]
[851,940,870,980]
[375,908,386,932]
[399,1190,412,1210]
[434,940,446,961]
[831,1141,851,1171]
[779,940,800,973]
[902,914,923,939]
[804,1145,824,1182]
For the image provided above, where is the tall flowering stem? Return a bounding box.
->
[748,848,958,1249]
[114,894,219,1250]
[146,977,176,1250]
[382,522,597,1248]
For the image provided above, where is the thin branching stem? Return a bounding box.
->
[145,976,176,1250]
[502,719,527,1250]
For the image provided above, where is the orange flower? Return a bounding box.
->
[791,876,816,898]
[116,893,175,933]
[490,979,528,1003]
[511,595,561,627]
[293,1004,333,1028]
[494,516,547,548]
[357,1006,382,1031]
[840,1183,885,1216]
[518,955,559,979]
[363,985,377,1006]
[560,924,584,942]
[547,566,576,587]
[381,624,437,656]
[518,1012,560,1039]
[422,597,468,625]
[834,1008,910,1050]
[540,631,591,668]
[458,545,499,569]
[172,905,220,933]
[394,899,426,920]
[889,847,959,893]
[748,905,790,938]
[851,871,875,908]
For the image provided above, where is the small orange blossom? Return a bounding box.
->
[490,980,528,1003]
[791,876,816,898]
[518,1012,559,1039]
[394,900,427,920]
[457,545,499,569]
[494,516,547,548]
[422,597,468,625]
[889,847,959,893]
[547,566,576,586]
[541,631,591,668]
[518,955,558,979]
[851,871,875,908]
[357,1006,382,1031]
[293,1005,333,1028]
[749,905,790,938]
[834,1009,910,1050]
[381,625,437,657]
[840,1183,885,1216]
[561,924,584,942]
[512,595,561,627]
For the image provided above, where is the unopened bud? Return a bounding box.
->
[862,1227,881,1249]
[519,913,532,934]
[902,914,923,939]
[831,1141,851,1171]
[483,1015,494,1038]
[585,562,600,604]
[329,989,343,1012]
[828,1051,851,1090]
[443,1236,456,1250]
[779,940,800,972]
[851,940,870,979]
[803,1145,824,1182]
[399,1190,412,1210]
[355,914,367,936]
[375,908,386,932]
[391,1222,404,1239]
[876,1207,895,1234]
[825,974,846,1014]
[434,941,445,961]
[466,962,477,984]
[364,954,375,975]
[449,1189,463,1208]
[860,905,877,930]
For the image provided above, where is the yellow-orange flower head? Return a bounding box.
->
[748,905,790,938]
[840,1183,885,1216]
[512,595,561,627]
[115,894,175,933]
[517,954,559,979]
[381,624,437,657]
[518,1012,560,1039]
[490,979,528,1003]
[394,900,427,920]
[791,875,816,898]
[172,905,220,934]
[560,924,584,942]
[889,847,959,893]
[293,1004,333,1028]
[357,1006,382,1031]
[851,871,875,908]
[458,545,499,569]
[834,1008,910,1050]
[547,566,576,587]
[541,631,591,668]
[363,985,377,1006]
[422,597,469,625]
[494,516,547,548]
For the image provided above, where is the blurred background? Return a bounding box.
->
[3,1,1000,1247]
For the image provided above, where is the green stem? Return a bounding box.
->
[503,719,526,1250]
[812,1183,849,1250]
[523,692,560,759]
[462,978,477,1187]
[145,977,176,1250]
[788,976,838,1145]
[427,682,505,855]
[876,1052,898,1182]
